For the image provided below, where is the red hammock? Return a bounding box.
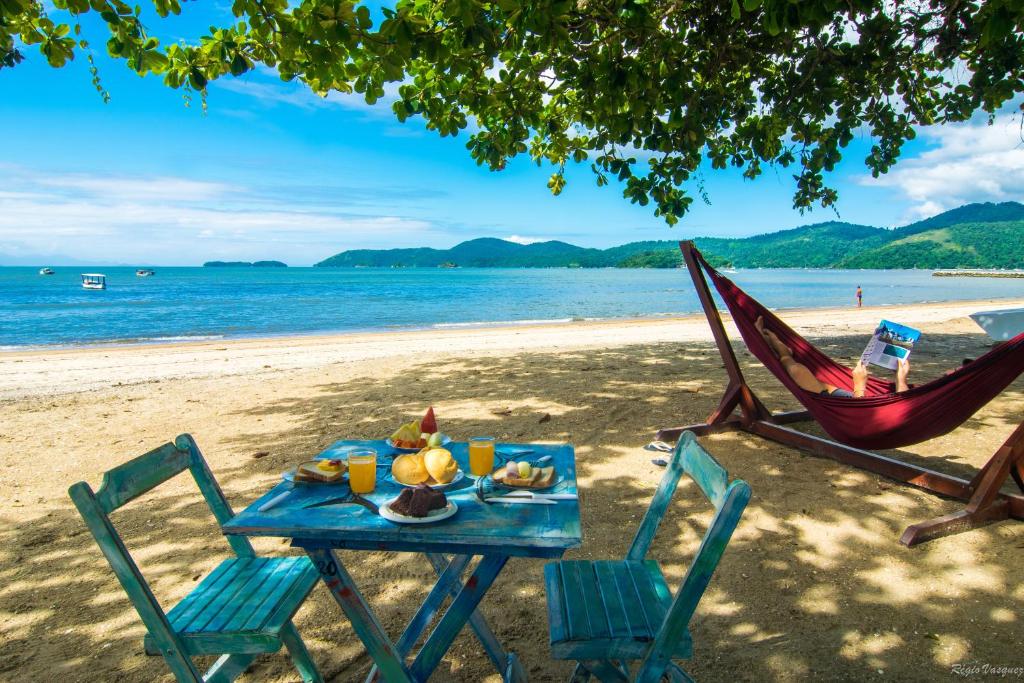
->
[694,249,1024,450]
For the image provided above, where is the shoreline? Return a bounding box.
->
[4,294,1024,355]
[2,297,1021,401]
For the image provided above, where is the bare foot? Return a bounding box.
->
[852,361,869,397]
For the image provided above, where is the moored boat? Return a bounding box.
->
[81,273,107,290]
[970,307,1024,341]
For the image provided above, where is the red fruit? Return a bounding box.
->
[421,406,437,434]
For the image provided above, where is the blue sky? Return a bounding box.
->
[1,6,1022,265]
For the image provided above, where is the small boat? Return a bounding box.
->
[39,267,54,275]
[81,273,107,290]
[136,269,155,277]
[970,307,1024,341]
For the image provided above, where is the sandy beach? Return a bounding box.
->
[2,298,1024,682]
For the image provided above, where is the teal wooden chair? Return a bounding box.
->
[68,434,323,683]
[544,431,751,682]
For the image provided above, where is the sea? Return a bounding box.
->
[3,266,1024,350]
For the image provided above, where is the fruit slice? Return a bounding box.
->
[421,407,438,434]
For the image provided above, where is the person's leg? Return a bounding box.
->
[755,316,828,393]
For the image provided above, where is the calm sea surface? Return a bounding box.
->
[3,266,1024,349]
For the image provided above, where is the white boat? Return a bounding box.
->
[969,307,1024,341]
[81,273,106,290]
[136,269,155,277]
[39,267,54,275]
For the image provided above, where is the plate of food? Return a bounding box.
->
[490,460,559,490]
[283,458,347,484]
[391,447,465,489]
[380,484,458,524]
[387,407,452,452]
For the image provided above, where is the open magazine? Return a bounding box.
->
[860,319,921,370]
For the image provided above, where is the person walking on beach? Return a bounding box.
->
[856,285,863,308]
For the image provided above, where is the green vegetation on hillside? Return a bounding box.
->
[616,251,683,269]
[838,221,1024,269]
[315,202,1024,270]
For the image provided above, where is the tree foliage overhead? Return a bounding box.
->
[4,0,1023,223]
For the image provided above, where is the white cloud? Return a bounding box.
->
[213,73,406,120]
[861,119,1024,221]
[0,166,436,265]
[505,234,546,245]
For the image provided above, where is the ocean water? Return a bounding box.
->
[3,266,1024,349]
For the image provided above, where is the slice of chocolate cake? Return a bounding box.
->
[390,484,448,518]
[390,488,416,516]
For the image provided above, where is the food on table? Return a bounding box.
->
[517,461,532,479]
[391,447,461,486]
[389,407,447,449]
[423,447,459,484]
[421,406,438,434]
[493,464,556,488]
[318,458,344,472]
[505,461,518,479]
[390,419,424,449]
[389,483,447,517]
[296,459,347,483]
[392,453,430,485]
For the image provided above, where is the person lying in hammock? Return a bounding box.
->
[755,316,910,397]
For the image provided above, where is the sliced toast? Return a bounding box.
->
[493,465,555,488]
[295,459,346,483]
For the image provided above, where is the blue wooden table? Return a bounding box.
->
[223,439,582,682]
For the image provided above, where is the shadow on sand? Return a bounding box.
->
[2,330,1022,682]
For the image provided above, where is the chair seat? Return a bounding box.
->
[145,556,318,656]
[544,559,692,661]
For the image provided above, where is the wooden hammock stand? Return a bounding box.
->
[657,241,1024,546]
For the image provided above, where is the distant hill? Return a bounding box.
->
[315,201,1024,269]
[204,260,288,268]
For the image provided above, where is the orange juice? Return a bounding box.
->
[348,449,377,493]
[468,437,495,476]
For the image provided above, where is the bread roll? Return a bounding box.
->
[392,453,429,485]
[423,448,459,484]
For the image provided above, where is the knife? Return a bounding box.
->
[304,493,380,514]
[497,491,577,501]
[487,496,557,505]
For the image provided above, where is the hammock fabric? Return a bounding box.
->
[694,249,1024,450]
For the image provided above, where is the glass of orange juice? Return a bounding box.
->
[468,437,496,477]
[348,448,377,493]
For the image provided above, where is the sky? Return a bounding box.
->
[1,7,1023,265]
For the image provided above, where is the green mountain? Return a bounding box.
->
[314,202,1024,269]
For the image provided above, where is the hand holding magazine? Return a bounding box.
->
[861,320,921,371]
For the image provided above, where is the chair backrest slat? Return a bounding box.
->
[683,441,729,507]
[68,481,202,681]
[633,432,751,683]
[68,433,256,682]
[626,432,699,561]
[95,441,191,514]
[177,434,254,557]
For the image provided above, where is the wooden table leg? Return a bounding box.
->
[364,554,474,683]
[426,553,509,674]
[410,554,510,681]
[305,547,412,682]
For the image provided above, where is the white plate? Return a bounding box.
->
[489,472,563,491]
[390,469,466,489]
[380,499,458,524]
[387,435,452,453]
